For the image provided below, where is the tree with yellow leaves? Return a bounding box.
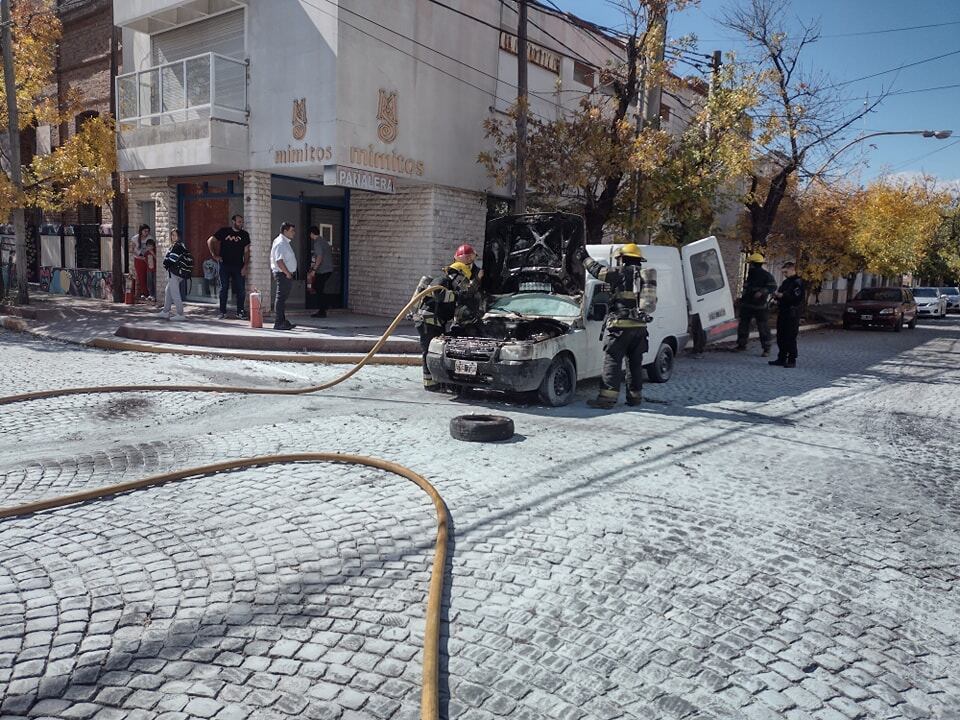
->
[0,0,115,304]
[850,177,947,282]
[766,180,864,299]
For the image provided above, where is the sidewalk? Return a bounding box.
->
[0,293,422,364]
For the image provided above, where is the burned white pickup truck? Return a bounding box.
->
[426,213,734,406]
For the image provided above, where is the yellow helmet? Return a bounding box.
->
[616,243,646,261]
[746,252,765,263]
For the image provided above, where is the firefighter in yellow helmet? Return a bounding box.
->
[736,251,777,355]
[577,242,653,409]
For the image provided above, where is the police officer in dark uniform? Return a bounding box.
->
[736,252,777,355]
[577,243,653,409]
[770,260,805,368]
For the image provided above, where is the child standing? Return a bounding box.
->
[145,239,157,301]
[160,229,191,320]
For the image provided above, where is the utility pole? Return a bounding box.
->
[631,5,667,242]
[1,0,28,304]
[643,5,667,131]
[706,50,722,138]
[515,0,528,213]
[109,21,124,303]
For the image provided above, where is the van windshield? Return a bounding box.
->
[488,293,581,318]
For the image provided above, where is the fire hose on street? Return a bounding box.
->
[0,286,450,720]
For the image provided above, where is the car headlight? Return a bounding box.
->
[499,342,536,361]
[845,307,856,314]
[428,338,444,354]
[879,308,895,315]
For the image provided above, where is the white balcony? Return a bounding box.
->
[116,52,248,174]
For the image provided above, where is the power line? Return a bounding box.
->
[886,81,960,98]
[827,47,960,89]
[822,19,960,39]
[887,137,960,174]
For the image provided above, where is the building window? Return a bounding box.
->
[659,104,671,123]
[573,60,594,87]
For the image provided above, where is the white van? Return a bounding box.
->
[426,213,735,406]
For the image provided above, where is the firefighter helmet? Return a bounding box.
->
[746,252,766,263]
[616,243,646,261]
[454,243,477,259]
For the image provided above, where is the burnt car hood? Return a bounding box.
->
[482,213,586,296]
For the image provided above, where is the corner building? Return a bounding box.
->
[113,0,634,314]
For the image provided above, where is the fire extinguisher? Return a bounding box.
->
[123,273,135,305]
[249,288,263,328]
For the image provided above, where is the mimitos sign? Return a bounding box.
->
[275,90,426,179]
[274,97,332,165]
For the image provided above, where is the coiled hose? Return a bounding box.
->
[0,287,450,720]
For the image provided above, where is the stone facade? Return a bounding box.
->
[242,171,274,312]
[348,185,486,317]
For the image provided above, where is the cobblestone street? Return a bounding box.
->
[0,318,958,720]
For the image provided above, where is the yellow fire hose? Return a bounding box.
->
[0,286,451,720]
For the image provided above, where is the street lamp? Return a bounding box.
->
[810,129,953,180]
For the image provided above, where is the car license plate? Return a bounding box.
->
[860,314,872,321]
[454,359,478,375]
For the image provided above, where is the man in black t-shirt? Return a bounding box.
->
[207,214,252,319]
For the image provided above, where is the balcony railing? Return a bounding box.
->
[117,52,247,130]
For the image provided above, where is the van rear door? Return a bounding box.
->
[681,236,737,341]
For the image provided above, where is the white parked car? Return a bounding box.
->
[426,213,735,406]
[913,287,948,318]
[939,286,960,313]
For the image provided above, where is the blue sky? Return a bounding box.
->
[555,0,960,184]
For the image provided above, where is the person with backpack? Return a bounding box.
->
[160,229,191,320]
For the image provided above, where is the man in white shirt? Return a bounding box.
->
[269,222,298,330]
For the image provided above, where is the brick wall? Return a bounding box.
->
[127,178,176,299]
[348,185,486,316]
[57,0,117,228]
[243,171,273,311]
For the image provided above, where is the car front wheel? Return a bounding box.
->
[894,315,903,332]
[537,355,576,406]
[908,314,917,329]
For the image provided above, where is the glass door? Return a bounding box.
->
[306,206,344,310]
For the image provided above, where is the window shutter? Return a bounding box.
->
[151,9,244,64]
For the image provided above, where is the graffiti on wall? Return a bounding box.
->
[40,266,113,300]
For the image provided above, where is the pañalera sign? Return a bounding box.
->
[323,165,396,194]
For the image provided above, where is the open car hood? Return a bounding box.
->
[482,213,586,296]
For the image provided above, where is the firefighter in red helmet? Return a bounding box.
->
[411,243,485,390]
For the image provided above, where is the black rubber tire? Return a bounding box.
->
[646,342,675,383]
[894,315,903,332]
[908,315,917,329]
[537,355,577,406]
[449,414,515,442]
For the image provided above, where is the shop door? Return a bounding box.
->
[305,206,345,310]
[182,196,230,301]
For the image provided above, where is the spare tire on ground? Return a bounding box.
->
[450,414,515,443]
